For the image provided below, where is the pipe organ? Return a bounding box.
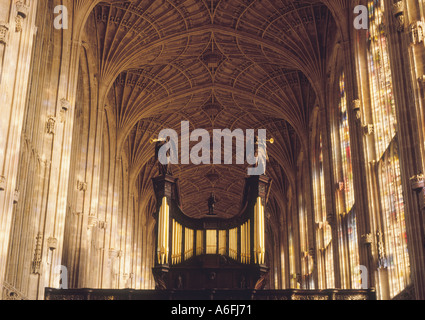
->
[254,197,266,265]
[157,197,169,265]
[152,174,270,290]
[184,228,194,261]
[229,227,238,261]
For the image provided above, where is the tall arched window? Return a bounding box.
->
[314,131,334,289]
[366,0,410,298]
[333,72,360,289]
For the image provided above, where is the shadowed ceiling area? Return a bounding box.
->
[84,0,337,218]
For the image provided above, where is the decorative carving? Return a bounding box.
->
[363,124,374,136]
[47,237,58,250]
[46,116,56,134]
[410,173,424,191]
[410,21,425,44]
[254,271,268,290]
[376,231,386,268]
[98,220,108,230]
[0,24,9,44]
[351,100,362,121]
[15,15,23,32]
[77,180,87,192]
[152,267,168,290]
[361,233,373,245]
[31,232,43,274]
[15,1,29,18]
[0,175,5,191]
[2,282,28,300]
[392,1,405,32]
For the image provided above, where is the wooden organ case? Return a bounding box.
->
[152,173,271,291]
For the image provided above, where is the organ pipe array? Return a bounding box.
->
[184,228,194,260]
[155,197,266,266]
[254,197,266,265]
[157,197,169,265]
[154,176,269,267]
[172,220,183,264]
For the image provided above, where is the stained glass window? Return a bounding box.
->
[378,143,409,297]
[366,0,410,298]
[334,73,360,289]
[339,73,355,212]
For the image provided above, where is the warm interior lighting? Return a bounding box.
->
[184,228,194,260]
[196,230,204,256]
[254,197,265,265]
[241,220,251,264]
[229,228,238,260]
[172,219,182,265]
[206,230,217,254]
[157,197,170,265]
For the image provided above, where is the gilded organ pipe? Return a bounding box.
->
[157,197,169,265]
[254,197,265,265]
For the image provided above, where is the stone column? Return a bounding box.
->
[0,0,37,292]
[339,6,375,290]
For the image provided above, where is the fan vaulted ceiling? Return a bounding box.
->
[83,0,338,218]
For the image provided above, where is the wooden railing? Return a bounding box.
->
[45,288,376,300]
